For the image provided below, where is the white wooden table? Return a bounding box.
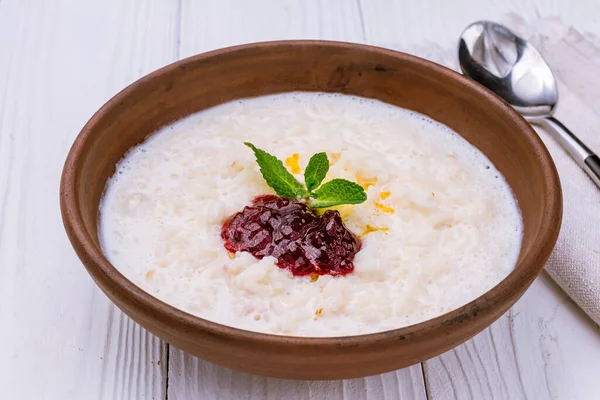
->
[1,1,599,399]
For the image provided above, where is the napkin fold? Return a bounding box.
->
[384,14,600,325]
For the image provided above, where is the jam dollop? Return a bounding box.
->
[221,195,361,276]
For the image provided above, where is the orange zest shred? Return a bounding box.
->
[284,153,301,174]
[310,273,319,282]
[374,202,395,213]
[145,270,155,280]
[355,172,377,190]
[361,225,389,237]
[230,161,244,172]
[409,201,431,215]
[380,191,391,200]
[434,221,453,230]
[328,152,342,166]
[315,308,324,316]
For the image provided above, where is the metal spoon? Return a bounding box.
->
[458,20,600,188]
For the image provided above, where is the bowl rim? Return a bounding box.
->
[60,40,562,347]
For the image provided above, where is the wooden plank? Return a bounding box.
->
[358,0,600,50]
[170,351,427,400]
[423,274,600,400]
[177,0,366,59]
[167,1,427,397]
[0,1,178,398]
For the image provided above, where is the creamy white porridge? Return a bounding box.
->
[99,92,522,337]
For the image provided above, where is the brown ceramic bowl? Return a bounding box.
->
[60,41,562,380]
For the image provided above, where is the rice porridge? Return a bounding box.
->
[99,92,523,337]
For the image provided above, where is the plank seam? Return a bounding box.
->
[165,344,171,400]
[420,363,431,400]
[175,0,183,60]
[355,0,367,41]
[166,1,180,396]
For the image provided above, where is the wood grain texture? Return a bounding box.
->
[177,0,366,58]
[2,0,600,399]
[423,274,600,400]
[0,0,178,398]
[170,351,427,400]
[359,0,600,51]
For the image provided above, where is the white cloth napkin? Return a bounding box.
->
[382,14,600,326]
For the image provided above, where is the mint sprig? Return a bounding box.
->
[244,143,367,208]
[244,142,309,199]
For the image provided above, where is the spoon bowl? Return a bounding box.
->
[459,20,600,188]
[459,21,557,120]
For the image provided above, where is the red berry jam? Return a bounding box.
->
[221,195,361,276]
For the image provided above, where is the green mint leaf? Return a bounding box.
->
[310,179,367,208]
[244,142,308,199]
[304,152,329,191]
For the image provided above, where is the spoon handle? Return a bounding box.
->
[541,116,600,189]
